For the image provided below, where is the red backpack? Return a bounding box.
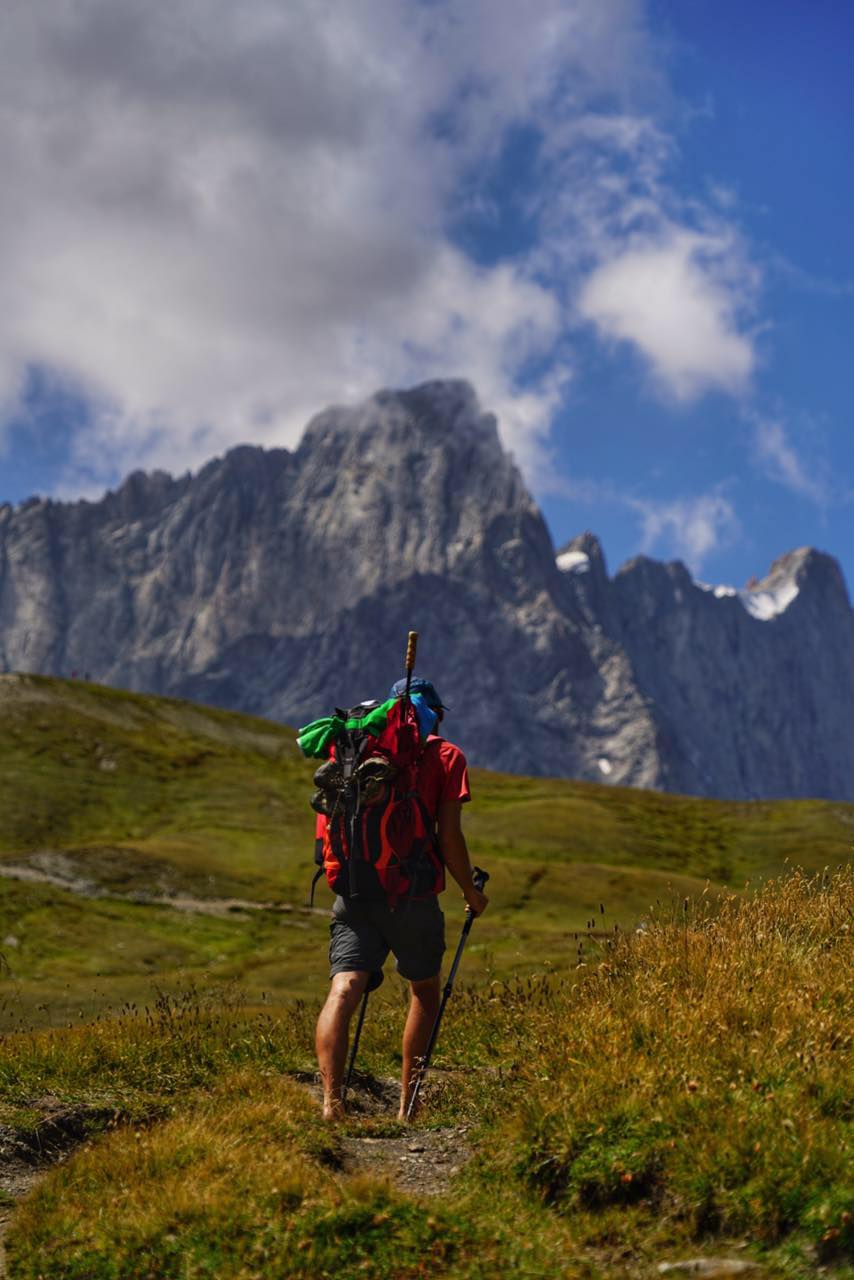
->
[308,696,445,907]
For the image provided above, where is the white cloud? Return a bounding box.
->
[0,0,760,494]
[753,418,829,506]
[526,463,740,573]
[769,253,854,298]
[0,0,660,489]
[530,95,759,403]
[631,491,739,570]
[578,227,756,400]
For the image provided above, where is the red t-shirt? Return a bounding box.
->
[314,735,470,841]
[416,735,471,820]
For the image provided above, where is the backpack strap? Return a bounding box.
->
[309,836,325,906]
[309,865,325,907]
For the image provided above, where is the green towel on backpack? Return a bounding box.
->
[297,716,345,758]
[298,696,410,758]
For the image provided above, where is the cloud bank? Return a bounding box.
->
[632,491,740,570]
[579,229,755,401]
[0,0,759,492]
[752,417,829,507]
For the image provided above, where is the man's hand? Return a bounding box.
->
[464,885,489,916]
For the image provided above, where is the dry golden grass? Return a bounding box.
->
[507,868,853,1265]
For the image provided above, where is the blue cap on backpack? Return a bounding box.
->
[389,677,447,710]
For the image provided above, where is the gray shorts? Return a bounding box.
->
[329,895,446,984]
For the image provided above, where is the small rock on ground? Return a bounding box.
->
[658,1261,759,1277]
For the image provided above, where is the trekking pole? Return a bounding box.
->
[405,866,490,1121]
[342,988,369,1104]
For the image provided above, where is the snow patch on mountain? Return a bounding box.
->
[556,550,590,574]
[693,577,800,620]
[741,581,800,620]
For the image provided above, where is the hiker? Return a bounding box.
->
[312,677,488,1121]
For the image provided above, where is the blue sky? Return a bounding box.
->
[0,0,851,594]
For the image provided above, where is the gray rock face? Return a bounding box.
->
[1,379,852,799]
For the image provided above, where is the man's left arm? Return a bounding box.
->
[437,801,488,915]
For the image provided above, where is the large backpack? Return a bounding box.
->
[298,694,445,908]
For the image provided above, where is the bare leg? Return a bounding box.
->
[316,970,370,1120]
[399,975,441,1121]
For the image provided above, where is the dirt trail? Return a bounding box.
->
[339,1124,472,1196]
[0,1077,470,1273]
[0,1158,40,1279]
[0,1099,111,1279]
[306,1073,473,1197]
[0,855,326,920]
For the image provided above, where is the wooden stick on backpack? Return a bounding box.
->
[404,631,418,704]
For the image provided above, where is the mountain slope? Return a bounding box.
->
[1,675,851,1031]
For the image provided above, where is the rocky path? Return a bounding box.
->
[306,1073,473,1198]
[338,1125,472,1196]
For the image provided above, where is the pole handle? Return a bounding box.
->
[466,866,489,915]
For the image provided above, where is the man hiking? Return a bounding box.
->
[313,677,488,1121]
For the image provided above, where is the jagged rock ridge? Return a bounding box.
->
[1,380,852,799]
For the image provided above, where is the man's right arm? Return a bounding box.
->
[437,801,488,915]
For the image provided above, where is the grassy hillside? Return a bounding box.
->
[1,672,851,1029]
[2,867,851,1279]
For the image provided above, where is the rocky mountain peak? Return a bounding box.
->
[0,380,852,800]
[553,531,614,629]
[752,546,850,614]
[103,467,184,523]
[298,379,518,503]
[282,380,545,602]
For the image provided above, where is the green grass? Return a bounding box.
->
[3,868,851,1279]
[0,673,312,899]
[1,673,852,1031]
[0,879,329,1031]
[467,768,854,882]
